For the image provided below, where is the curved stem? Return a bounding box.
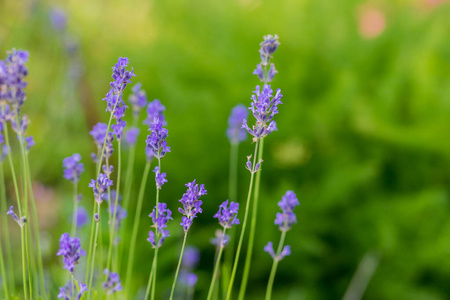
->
[144,247,157,300]
[207,228,227,300]
[0,235,10,300]
[225,141,259,300]
[169,232,188,300]
[87,202,101,300]
[71,182,79,237]
[238,138,264,300]
[265,231,286,300]
[124,161,151,295]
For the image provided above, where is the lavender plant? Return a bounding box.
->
[169,180,207,300]
[225,34,283,300]
[264,191,299,300]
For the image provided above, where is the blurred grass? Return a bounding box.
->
[2,0,450,299]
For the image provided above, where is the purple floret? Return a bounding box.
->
[178,180,207,232]
[56,233,86,274]
[214,200,239,229]
[148,202,172,248]
[242,84,282,140]
[144,99,166,126]
[124,127,139,146]
[89,173,113,204]
[63,153,84,183]
[128,82,147,117]
[226,104,248,144]
[153,166,167,189]
[264,242,290,261]
[0,49,29,110]
[210,229,230,248]
[102,269,122,294]
[274,190,299,231]
[146,117,170,159]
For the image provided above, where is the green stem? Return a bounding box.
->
[238,138,264,300]
[207,228,227,300]
[0,236,10,300]
[150,244,159,300]
[169,232,188,300]
[20,228,28,300]
[225,140,259,300]
[150,158,162,300]
[71,182,79,237]
[87,202,101,300]
[265,230,286,300]
[144,248,157,300]
[106,141,122,272]
[124,161,151,295]
[0,164,15,294]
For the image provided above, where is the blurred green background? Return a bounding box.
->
[2,0,450,299]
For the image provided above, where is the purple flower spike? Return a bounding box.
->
[50,8,67,31]
[56,233,86,274]
[7,205,24,226]
[153,166,167,189]
[242,84,283,141]
[146,117,170,159]
[111,118,126,140]
[144,99,166,126]
[253,64,264,82]
[178,180,207,232]
[11,114,30,135]
[57,287,70,300]
[210,229,230,248]
[264,241,276,259]
[214,200,239,229]
[274,191,299,231]
[76,206,88,228]
[89,173,113,204]
[110,57,135,94]
[124,127,139,146]
[102,269,122,294]
[63,153,84,183]
[226,104,248,144]
[148,202,172,248]
[1,49,29,109]
[90,122,108,149]
[259,34,280,65]
[128,83,147,117]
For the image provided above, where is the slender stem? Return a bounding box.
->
[150,158,162,300]
[106,141,122,271]
[71,182,79,237]
[3,125,28,298]
[238,138,264,300]
[87,202,101,300]
[150,244,159,300]
[24,226,33,299]
[24,150,45,298]
[207,229,227,300]
[225,141,259,300]
[125,161,151,294]
[85,204,96,282]
[0,164,15,294]
[20,228,28,300]
[0,237,10,300]
[169,232,188,300]
[265,230,286,300]
[71,274,75,300]
[144,248,157,300]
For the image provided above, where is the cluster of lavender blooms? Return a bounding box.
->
[227,104,248,144]
[89,174,113,205]
[56,233,86,274]
[7,206,26,227]
[90,122,114,162]
[253,34,280,83]
[178,180,207,232]
[63,153,84,183]
[58,283,88,300]
[153,166,167,189]
[146,116,170,159]
[148,202,173,248]
[103,269,122,294]
[211,200,239,248]
[264,191,299,261]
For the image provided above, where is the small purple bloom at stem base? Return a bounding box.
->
[56,233,86,274]
[210,229,230,248]
[102,269,122,294]
[214,200,239,229]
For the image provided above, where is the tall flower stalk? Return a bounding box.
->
[169,180,207,300]
[207,200,239,300]
[63,153,84,236]
[264,191,299,300]
[239,35,282,300]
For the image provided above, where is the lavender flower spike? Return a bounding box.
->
[1,49,29,110]
[57,283,88,300]
[63,153,84,183]
[89,173,113,204]
[146,117,170,159]
[242,84,283,141]
[148,202,172,248]
[226,104,248,144]
[153,166,167,189]
[178,180,207,232]
[144,99,166,126]
[128,82,147,117]
[275,190,299,231]
[56,233,86,274]
[102,269,122,294]
[214,200,239,229]
[210,229,230,248]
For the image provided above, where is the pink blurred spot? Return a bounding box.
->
[358,6,386,39]
[424,0,447,7]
